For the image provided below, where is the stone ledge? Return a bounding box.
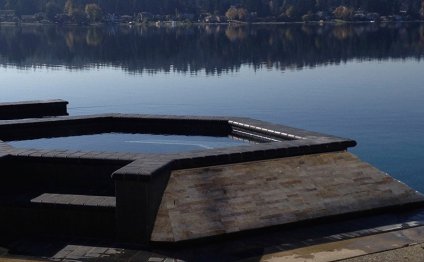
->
[150,151,424,242]
[111,139,356,181]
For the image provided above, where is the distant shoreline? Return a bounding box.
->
[1,20,424,27]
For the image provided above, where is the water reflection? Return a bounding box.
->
[0,23,423,74]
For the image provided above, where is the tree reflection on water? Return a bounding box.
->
[0,23,423,75]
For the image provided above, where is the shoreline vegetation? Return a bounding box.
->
[1,20,424,28]
[0,0,423,26]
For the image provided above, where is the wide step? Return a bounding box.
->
[0,193,116,239]
[31,193,116,208]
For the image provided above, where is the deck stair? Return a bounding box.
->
[0,156,122,240]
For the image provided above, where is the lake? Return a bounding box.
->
[1,23,424,192]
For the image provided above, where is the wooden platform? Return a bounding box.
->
[151,151,424,242]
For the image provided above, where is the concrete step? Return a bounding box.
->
[0,193,116,239]
[30,193,116,208]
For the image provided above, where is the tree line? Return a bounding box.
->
[0,0,424,22]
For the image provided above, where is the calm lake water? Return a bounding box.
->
[1,23,424,191]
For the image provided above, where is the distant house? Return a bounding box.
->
[177,13,195,21]
[217,16,227,23]
[198,13,210,21]
[315,11,331,21]
[204,15,218,23]
[203,15,227,23]
[120,15,133,23]
[153,14,165,21]
[0,10,16,21]
[0,10,15,17]
[21,15,37,23]
[137,12,153,22]
[392,15,403,21]
[54,13,71,24]
[366,13,380,21]
[103,13,117,23]
[353,11,366,21]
